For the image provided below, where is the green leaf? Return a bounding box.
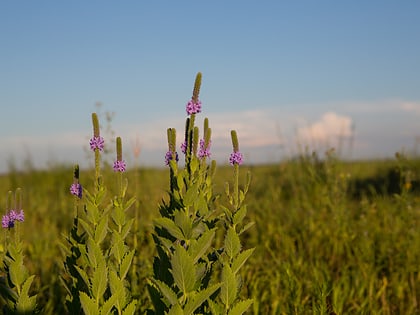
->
[119,250,135,280]
[188,229,215,263]
[109,269,125,304]
[238,222,255,236]
[224,227,241,259]
[15,275,37,313]
[94,215,109,244]
[232,248,255,275]
[174,210,192,239]
[228,299,253,315]
[208,299,224,314]
[9,258,27,288]
[168,303,184,315]
[184,182,199,207]
[74,265,91,289]
[100,294,118,315]
[233,205,247,226]
[152,279,178,306]
[122,300,138,315]
[80,291,99,315]
[171,244,196,294]
[184,283,221,315]
[154,217,185,240]
[91,263,108,301]
[221,264,237,308]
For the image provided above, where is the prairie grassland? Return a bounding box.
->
[0,154,419,314]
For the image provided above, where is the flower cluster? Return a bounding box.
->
[113,160,127,172]
[180,141,187,154]
[229,151,243,166]
[2,209,25,229]
[70,183,82,199]
[186,99,202,115]
[89,136,104,151]
[165,150,179,166]
[198,139,211,159]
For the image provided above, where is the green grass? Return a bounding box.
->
[0,155,419,314]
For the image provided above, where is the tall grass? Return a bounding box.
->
[0,154,418,313]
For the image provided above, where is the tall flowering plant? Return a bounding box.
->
[0,188,38,314]
[148,73,253,314]
[61,113,137,314]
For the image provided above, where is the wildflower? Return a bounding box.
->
[89,136,105,151]
[2,210,24,229]
[198,139,211,159]
[229,151,243,166]
[165,150,179,166]
[186,99,202,115]
[181,141,187,154]
[70,183,82,199]
[113,160,127,172]
[9,209,24,222]
[2,214,13,228]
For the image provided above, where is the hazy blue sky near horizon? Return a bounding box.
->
[1,1,420,172]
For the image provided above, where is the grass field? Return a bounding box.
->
[0,151,418,314]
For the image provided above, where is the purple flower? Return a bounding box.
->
[181,141,187,154]
[89,136,105,151]
[186,99,202,115]
[113,160,127,172]
[70,183,82,199]
[165,150,179,166]
[2,209,24,229]
[2,214,13,228]
[229,151,243,166]
[198,139,211,159]
[9,209,24,222]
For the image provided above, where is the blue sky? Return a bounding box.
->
[1,1,420,172]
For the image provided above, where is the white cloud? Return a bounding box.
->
[400,101,420,114]
[296,112,353,145]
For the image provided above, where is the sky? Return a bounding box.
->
[1,1,420,173]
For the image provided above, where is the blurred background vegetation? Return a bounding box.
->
[0,152,419,314]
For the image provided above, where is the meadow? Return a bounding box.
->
[0,74,419,314]
[0,153,419,314]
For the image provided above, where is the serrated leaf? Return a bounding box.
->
[80,291,99,315]
[233,206,247,226]
[9,259,27,288]
[174,210,192,239]
[171,244,196,294]
[184,283,221,314]
[221,264,237,308]
[119,250,135,280]
[208,299,224,314]
[121,218,134,239]
[232,248,255,274]
[15,275,37,312]
[238,222,254,235]
[94,215,108,244]
[154,217,185,239]
[122,300,138,315]
[184,182,199,207]
[224,227,241,259]
[20,274,35,297]
[100,294,118,315]
[91,263,107,300]
[74,265,91,289]
[228,299,253,315]
[16,295,37,314]
[168,303,184,315]
[109,269,125,302]
[188,229,215,263]
[152,279,178,306]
